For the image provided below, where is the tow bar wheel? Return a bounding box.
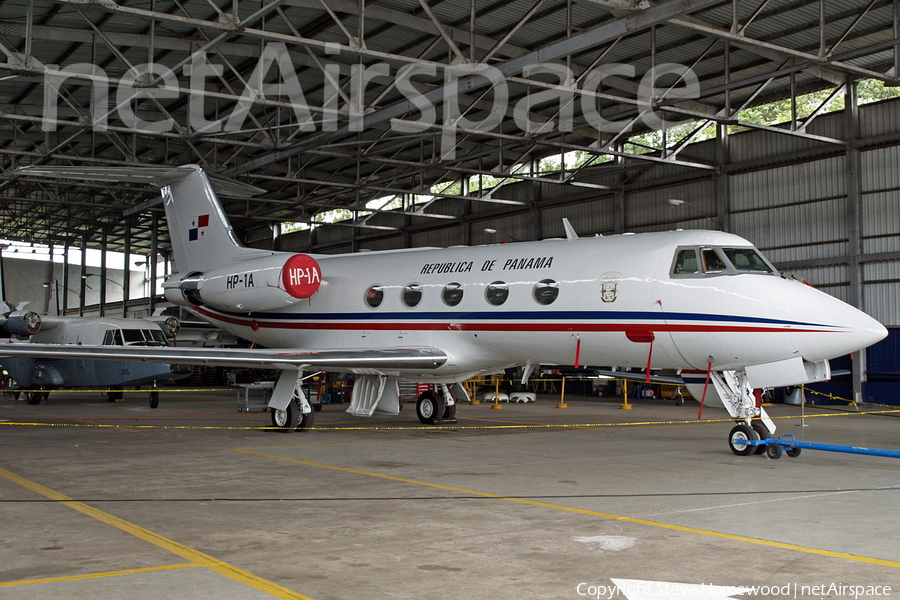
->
[728,424,758,456]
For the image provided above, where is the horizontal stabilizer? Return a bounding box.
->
[14,165,266,198]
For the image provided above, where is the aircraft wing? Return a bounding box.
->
[593,369,684,385]
[0,343,448,373]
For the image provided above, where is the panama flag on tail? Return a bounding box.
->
[189,214,210,241]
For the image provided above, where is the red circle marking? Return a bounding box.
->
[282,254,322,299]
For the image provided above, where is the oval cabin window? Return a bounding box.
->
[442,282,464,307]
[485,281,509,306]
[533,279,559,305]
[402,283,423,307]
[365,285,384,308]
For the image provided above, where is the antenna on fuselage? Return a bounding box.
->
[562,218,579,240]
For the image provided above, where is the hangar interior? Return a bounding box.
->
[0,0,897,402]
[2,2,900,599]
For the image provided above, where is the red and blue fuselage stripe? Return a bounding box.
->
[195,307,841,334]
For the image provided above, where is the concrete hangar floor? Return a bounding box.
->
[0,389,898,600]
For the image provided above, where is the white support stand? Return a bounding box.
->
[347,375,401,416]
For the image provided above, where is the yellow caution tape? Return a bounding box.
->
[2,408,900,432]
[801,386,853,405]
[800,385,900,411]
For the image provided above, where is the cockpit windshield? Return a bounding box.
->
[104,327,169,346]
[701,248,726,273]
[673,249,700,275]
[671,246,777,277]
[722,248,775,273]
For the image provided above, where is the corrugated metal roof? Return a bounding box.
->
[0,0,896,257]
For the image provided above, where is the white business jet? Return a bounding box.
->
[7,165,887,454]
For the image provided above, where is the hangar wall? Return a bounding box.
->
[0,256,144,317]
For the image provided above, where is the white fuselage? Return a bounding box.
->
[187,230,886,382]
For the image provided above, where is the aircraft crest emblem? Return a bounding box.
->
[600,271,621,303]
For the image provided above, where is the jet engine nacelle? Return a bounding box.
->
[1,310,42,336]
[147,315,182,338]
[164,253,322,313]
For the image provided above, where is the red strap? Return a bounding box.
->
[644,339,654,383]
[697,362,712,420]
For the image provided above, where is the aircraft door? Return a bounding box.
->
[635,251,700,372]
[659,247,734,370]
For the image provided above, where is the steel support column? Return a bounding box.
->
[529,180,542,242]
[79,233,87,317]
[62,241,69,315]
[44,244,54,315]
[99,227,108,317]
[122,220,131,318]
[150,214,158,315]
[715,123,730,232]
[844,78,865,403]
[614,144,626,234]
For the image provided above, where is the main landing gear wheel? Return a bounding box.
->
[271,401,300,431]
[270,401,315,432]
[416,392,441,425]
[149,391,159,409]
[750,422,770,455]
[728,424,759,456]
[107,389,124,402]
[26,391,47,405]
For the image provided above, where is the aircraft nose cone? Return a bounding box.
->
[790,285,887,361]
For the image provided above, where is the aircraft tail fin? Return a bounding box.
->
[15,165,265,273]
[156,166,246,273]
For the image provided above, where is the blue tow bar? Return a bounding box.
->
[742,434,900,460]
